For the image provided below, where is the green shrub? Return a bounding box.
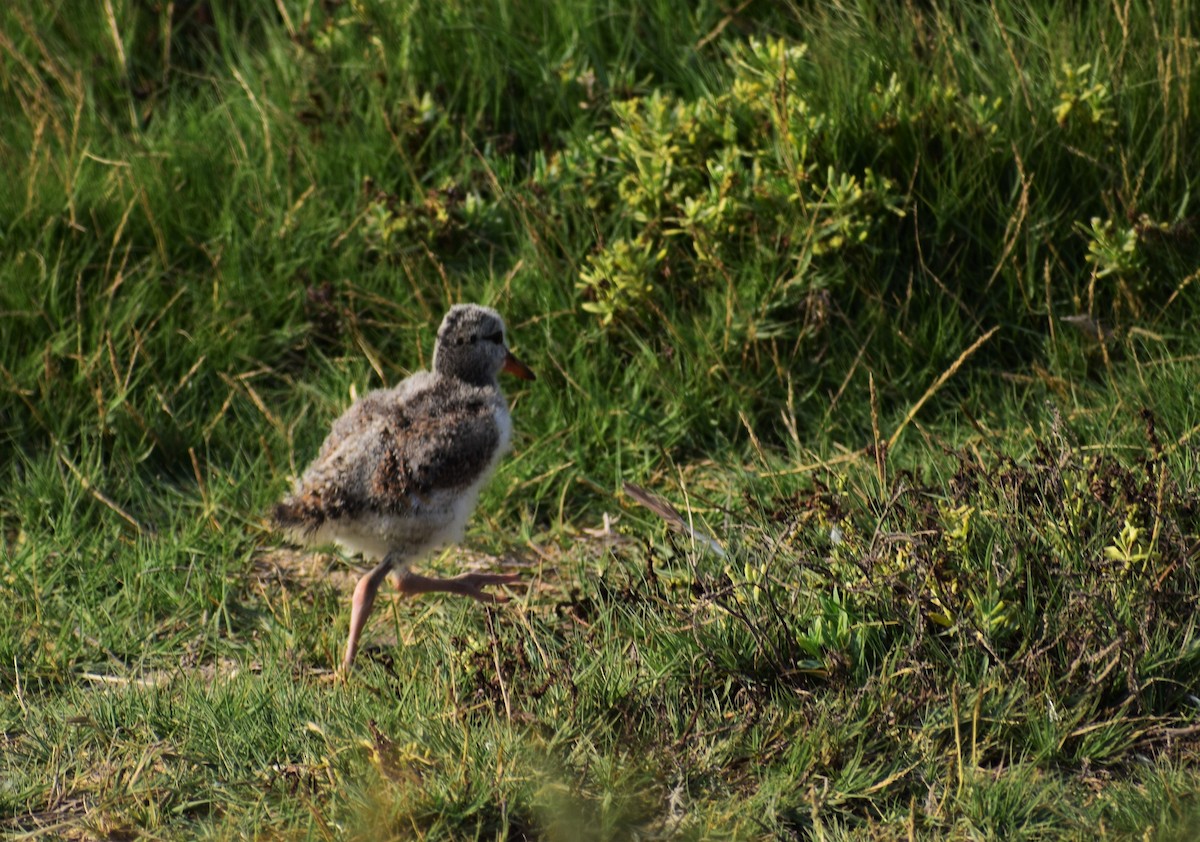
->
[542,38,905,329]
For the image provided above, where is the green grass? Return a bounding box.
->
[3,0,1200,837]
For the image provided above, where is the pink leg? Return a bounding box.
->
[397,570,522,603]
[342,558,395,671]
[341,563,521,672]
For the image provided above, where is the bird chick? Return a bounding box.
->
[274,304,534,670]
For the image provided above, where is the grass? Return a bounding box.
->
[3,0,1200,837]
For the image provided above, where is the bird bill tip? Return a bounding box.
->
[503,350,536,381]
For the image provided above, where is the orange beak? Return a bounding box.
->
[502,349,536,381]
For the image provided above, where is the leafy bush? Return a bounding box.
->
[540,39,906,329]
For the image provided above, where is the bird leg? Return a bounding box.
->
[397,569,522,603]
[342,556,396,671]
[342,560,520,671]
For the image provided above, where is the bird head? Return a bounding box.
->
[433,304,535,387]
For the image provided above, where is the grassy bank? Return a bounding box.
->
[3,0,1200,837]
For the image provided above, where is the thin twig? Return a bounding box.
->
[622,481,726,558]
[59,452,149,535]
[888,326,1000,450]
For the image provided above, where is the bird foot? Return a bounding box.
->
[398,570,523,603]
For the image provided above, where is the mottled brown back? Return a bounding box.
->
[274,378,502,535]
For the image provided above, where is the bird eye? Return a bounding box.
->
[482,331,504,344]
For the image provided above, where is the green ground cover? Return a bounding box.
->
[3,0,1200,837]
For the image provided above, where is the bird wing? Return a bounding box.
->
[274,381,499,531]
[315,375,432,461]
[367,390,500,511]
